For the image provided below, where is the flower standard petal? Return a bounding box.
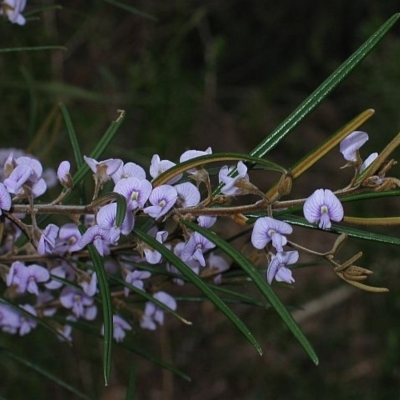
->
[340,131,369,161]
[251,217,293,251]
[143,185,177,219]
[174,182,201,207]
[0,183,11,214]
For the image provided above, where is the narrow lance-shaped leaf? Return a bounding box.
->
[134,228,263,355]
[180,219,319,365]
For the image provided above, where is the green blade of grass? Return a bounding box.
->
[250,13,400,158]
[0,46,67,53]
[134,228,263,355]
[104,0,157,21]
[125,358,136,400]
[181,220,318,365]
[0,346,92,400]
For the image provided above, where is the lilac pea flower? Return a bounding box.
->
[55,223,82,254]
[7,261,50,295]
[360,152,378,173]
[114,177,152,211]
[18,304,37,336]
[112,162,146,183]
[30,178,47,198]
[340,131,369,162]
[83,156,122,184]
[144,231,168,264]
[42,168,58,188]
[37,223,59,255]
[57,316,76,342]
[0,304,20,334]
[16,157,43,181]
[251,217,293,252]
[219,161,249,196]
[57,161,73,188]
[149,154,182,184]
[1,0,27,25]
[97,203,134,235]
[303,189,344,230]
[168,242,200,285]
[44,266,66,290]
[124,270,151,297]
[175,182,201,207]
[36,291,57,317]
[181,231,216,267]
[206,253,230,285]
[80,272,97,297]
[4,164,32,194]
[0,183,12,215]
[78,225,118,256]
[267,251,298,284]
[140,291,177,330]
[101,315,132,342]
[143,185,178,219]
[179,147,212,174]
[198,216,217,229]
[59,287,95,318]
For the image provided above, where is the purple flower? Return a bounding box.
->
[207,253,230,284]
[219,161,249,195]
[4,164,32,194]
[114,177,152,210]
[6,261,50,295]
[124,270,151,297]
[0,182,12,215]
[55,223,82,254]
[360,152,378,173]
[149,155,182,184]
[143,231,168,264]
[174,182,201,207]
[0,304,20,334]
[37,223,59,255]
[179,147,212,175]
[140,291,177,330]
[59,287,97,319]
[18,304,37,336]
[79,272,97,297]
[0,0,27,25]
[143,185,177,219]
[101,315,132,342]
[84,156,122,185]
[267,251,298,284]
[78,225,119,256]
[303,189,344,230]
[44,266,66,290]
[340,131,369,162]
[112,162,146,183]
[198,216,217,229]
[57,161,73,188]
[180,231,216,267]
[97,203,134,235]
[251,217,293,252]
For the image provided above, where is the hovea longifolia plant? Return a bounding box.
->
[1,3,400,398]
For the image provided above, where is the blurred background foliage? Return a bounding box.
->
[1,1,400,399]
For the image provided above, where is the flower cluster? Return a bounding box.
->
[0,126,392,345]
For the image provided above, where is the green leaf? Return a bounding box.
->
[250,13,400,158]
[125,358,136,400]
[0,346,92,400]
[0,46,67,53]
[134,228,263,355]
[283,214,400,246]
[78,226,113,386]
[180,220,319,365]
[59,103,84,170]
[104,0,157,21]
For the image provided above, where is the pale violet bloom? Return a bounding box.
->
[303,189,344,230]
[0,182,12,215]
[59,287,97,320]
[124,270,151,297]
[219,161,249,196]
[83,156,122,184]
[37,223,59,255]
[340,131,369,162]
[144,231,168,264]
[140,291,177,330]
[57,161,72,188]
[174,182,201,207]
[55,223,82,254]
[360,152,378,173]
[18,304,37,336]
[251,217,293,252]
[78,225,119,256]
[143,185,177,219]
[97,203,134,235]
[6,261,50,295]
[0,304,20,334]
[179,147,212,175]
[80,272,97,297]
[112,162,146,183]
[149,154,182,184]
[4,164,32,194]
[198,215,217,229]
[181,231,216,267]
[167,242,200,286]
[114,177,152,210]
[267,251,298,284]
[101,315,132,342]
[0,0,27,25]
[44,266,66,290]
[207,253,230,285]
